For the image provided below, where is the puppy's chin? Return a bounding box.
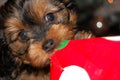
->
[23,56,50,68]
[19,42,52,68]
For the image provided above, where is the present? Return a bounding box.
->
[50,36,120,80]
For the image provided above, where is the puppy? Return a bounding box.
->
[0,0,78,80]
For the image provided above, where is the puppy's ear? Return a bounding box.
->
[3,0,25,8]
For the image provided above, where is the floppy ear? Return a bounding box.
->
[2,0,25,9]
[0,0,26,19]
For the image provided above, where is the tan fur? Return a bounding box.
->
[2,0,78,79]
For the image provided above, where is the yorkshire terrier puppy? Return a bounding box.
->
[0,0,94,80]
[0,0,78,80]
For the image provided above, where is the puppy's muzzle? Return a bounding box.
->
[42,39,56,52]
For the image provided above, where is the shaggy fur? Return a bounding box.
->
[0,0,78,80]
[2,0,119,79]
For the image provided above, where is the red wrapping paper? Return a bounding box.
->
[50,36,120,80]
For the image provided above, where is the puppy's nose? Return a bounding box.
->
[42,39,56,52]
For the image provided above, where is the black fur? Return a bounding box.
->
[0,36,18,80]
[0,0,77,80]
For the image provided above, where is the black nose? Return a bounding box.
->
[42,39,56,52]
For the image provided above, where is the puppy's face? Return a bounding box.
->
[2,0,77,67]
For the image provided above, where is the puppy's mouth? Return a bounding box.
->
[42,39,56,53]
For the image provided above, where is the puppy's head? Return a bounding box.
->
[0,0,77,68]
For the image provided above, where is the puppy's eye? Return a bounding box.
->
[45,13,55,22]
[19,31,28,41]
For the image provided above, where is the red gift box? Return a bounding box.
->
[50,36,120,80]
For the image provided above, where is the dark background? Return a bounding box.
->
[75,0,120,36]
